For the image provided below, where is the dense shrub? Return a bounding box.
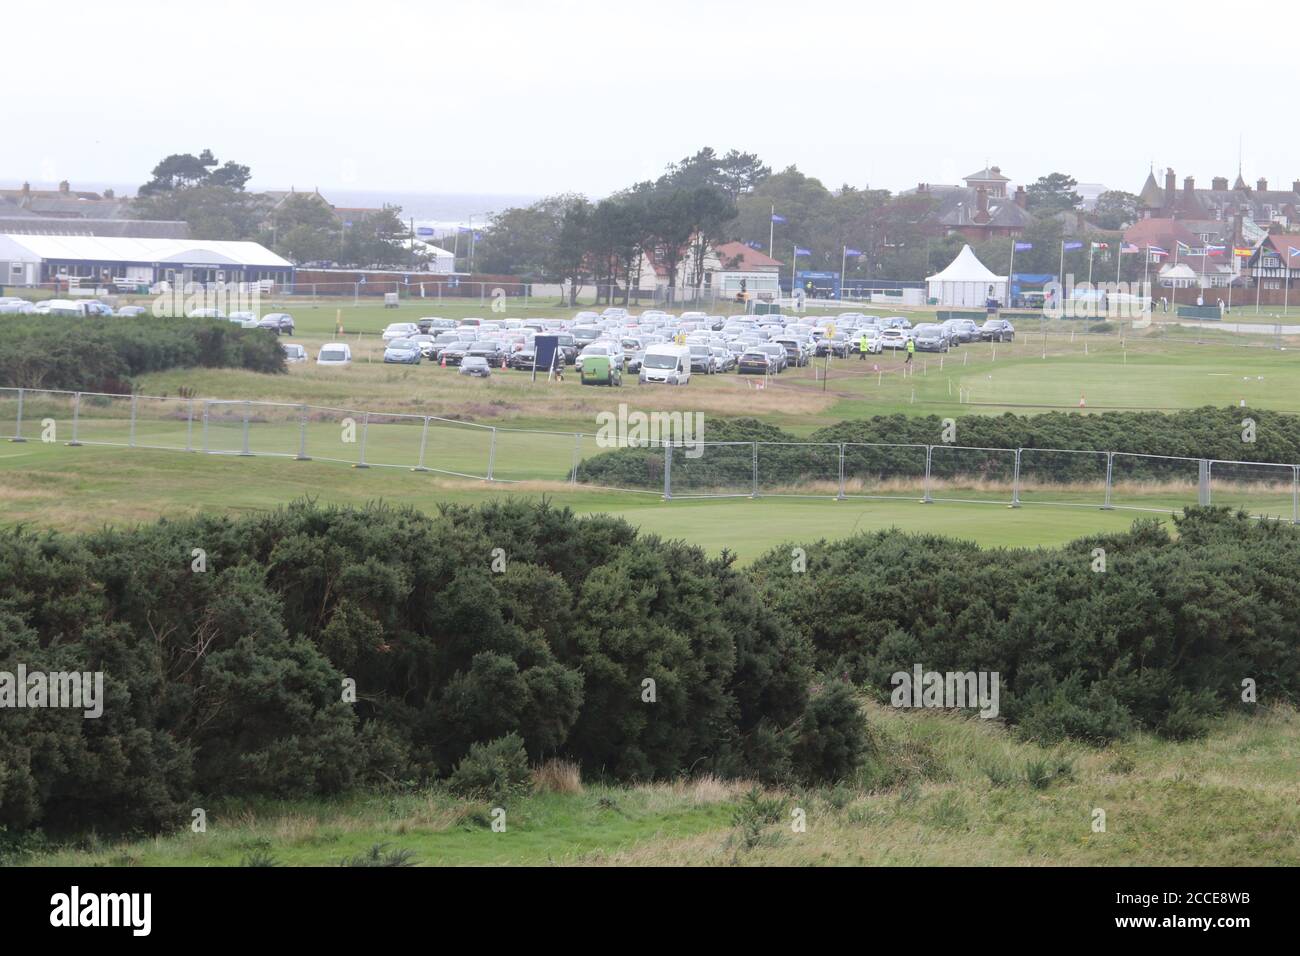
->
[0,499,829,833]
[749,507,1300,743]
[0,316,285,391]
[576,408,1300,488]
[446,734,532,801]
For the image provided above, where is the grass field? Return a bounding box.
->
[16,702,1297,867]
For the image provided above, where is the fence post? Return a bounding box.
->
[354,411,370,468]
[751,442,759,498]
[923,445,934,503]
[296,404,312,461]
[10,387,26,442]
[837,443,846,500]
[201,402,210,453]
[663,443,672,500]
[1198,459,1211,506]
[240,401,252,456]
[1011,448,1022,507]
[1293,466,1298,525]
[69,392,82,446]
[570,433,581,484]
[413,417,430,472]
[486,427,497,480]
[129,393,138,448]
[185,398,195,452]
[1102,452,1115,509]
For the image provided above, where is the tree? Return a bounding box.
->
[1026,173,1082,213]
[133,185,265,241]
[263,193,340,264]
[661,147,770,201]
[550,197,594,306]
[138,150,250,195]
[1091,190,1141,231]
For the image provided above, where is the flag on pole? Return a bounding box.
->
[1205,244,1225,256]
[1063,241,1083,251]
[1090,242,1109,250]
[1233,247,1253,257]
[1176,240,1192,255]
[794,247,811,256]
[1288,246,1300,260]
[1149,246,1169,257]
[844,247,863,257]
[1014,241,1033,251]
[771,214,787,223]
[1121,242,1140,254]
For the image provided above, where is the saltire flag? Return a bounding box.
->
[1288,246,1300,260]
[794,247,812,256]
[1121,242,1140,254]
[1063,241,1083,251]
[1205,244,1225,256]
[1176,241,1192,255]
[1014,241,1033,251]
[845,247,863,256]
[1233,247,1253,257]
[1091,242,1109,250]
[1149,245,1169,257]
[771,214,787,223]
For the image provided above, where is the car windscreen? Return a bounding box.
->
[389,340,415,349]
[320,349,347,361]
[643,354,679,369]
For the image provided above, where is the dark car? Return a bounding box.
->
[459,356,492,378]
[554,334,579,365]
[468,340,508,367]
[417,316,456,334]
[912,324,951,353]
[439,341,473,366]
[507,348,539,371]
[942,318,980,344]
[687,344,716,374]
[979,319,1015,342]
[738,351,773,375]
[258,313,295,334]
[816,332,851,358]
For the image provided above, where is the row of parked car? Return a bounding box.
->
[0,296,299,335]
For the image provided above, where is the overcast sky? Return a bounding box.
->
[6,0,1297,200]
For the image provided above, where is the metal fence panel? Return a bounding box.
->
[1208,460,1298,522]
[841,443,929,501]
[927,444,1017,504]
[1017,448,1110,509]
[666,441,755,498]
[1109,452,1203,514]
[756,442,841,496]
[489,427,582,483]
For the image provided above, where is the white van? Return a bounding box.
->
[317,342,353,366]
[639,344,692,385]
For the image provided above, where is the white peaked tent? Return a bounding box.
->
[926,244,1008,307]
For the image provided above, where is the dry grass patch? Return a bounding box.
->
[532,760,583,795]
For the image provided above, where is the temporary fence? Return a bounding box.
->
[4,385,1300,523]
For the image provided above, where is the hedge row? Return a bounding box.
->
[0,316,285,392]
[574,409,1300,488]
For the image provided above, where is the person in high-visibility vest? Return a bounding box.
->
[859,331,869,360]
[904,337,916,364]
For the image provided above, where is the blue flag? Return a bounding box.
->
[416,226,434,237]
[794,247,811,256]
[1014,242,1033,252]
[1063,241,1083,251]
[845,248,863,257]
[771,214,786,223]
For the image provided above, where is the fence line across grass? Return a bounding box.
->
[4,385,1299,523]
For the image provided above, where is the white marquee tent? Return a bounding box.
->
[926,244,1007,307]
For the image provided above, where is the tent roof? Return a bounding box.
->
[0,234,291,267]
[926,245,1006,283]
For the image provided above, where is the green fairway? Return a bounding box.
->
[0,441,1174,559]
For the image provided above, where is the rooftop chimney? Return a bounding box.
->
[1184,176,1195,193]
[1293,180,1300,193]
[1165,168,1176,198]
[1212,176,1228,191]
[974,186,990,222]
[20,182,30,197]
[1258,178,1268,192]
[58,180,69,193]
[1014,185,1027,209]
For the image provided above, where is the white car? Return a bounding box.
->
[282,343,308,363]
[855,329,884,354]
[316,342,353,366]
[0,297,36,315]
[879,328,909,350]
[228,311,260,328]
[574,341,626,372]
[382,322,419,342]
[188,307,225,319]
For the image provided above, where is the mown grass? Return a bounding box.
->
[13,703,1296,867]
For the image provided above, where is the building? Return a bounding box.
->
[903,166,1035,241]
[0,234,293,289]
[1138,167,1300,232]
[0,216,190,239]
[0,182,132,219]
[1245,234,1300,297]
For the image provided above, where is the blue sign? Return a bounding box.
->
[416,226,435,237]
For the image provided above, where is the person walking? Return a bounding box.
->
[859,330,869,360]
[904,336,915,365]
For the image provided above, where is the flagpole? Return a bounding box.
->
[791,242,797,305]
[1007,238,1016,308]
[1088,244,1095,287]
[769,204,775,258]
[1256,248,1262,314]
[840,245,847,301]
[1058,240,1065,303]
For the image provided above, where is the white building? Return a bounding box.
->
[926,244,1008,307]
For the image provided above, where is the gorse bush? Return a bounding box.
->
[446,734,532,801]
[748,507,1300,744]
[575,408,1300,488]
[0,315,285,391]
[0,498,850,833]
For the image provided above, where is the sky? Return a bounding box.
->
[6,0,1298,202]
